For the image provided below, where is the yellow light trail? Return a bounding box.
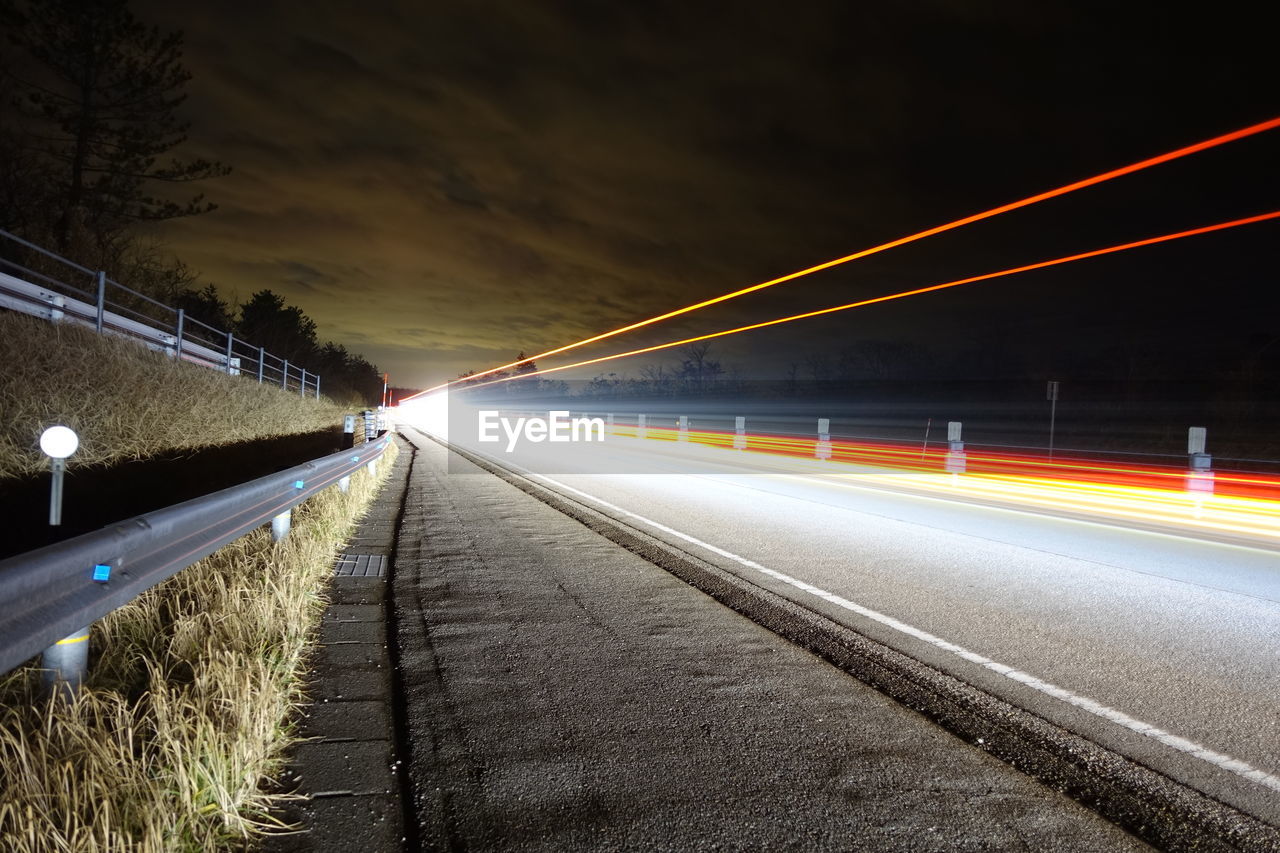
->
[459,210,1280,388]
[404,115,1280,400]
[608,425,1280,545]
[851,468,1280,544]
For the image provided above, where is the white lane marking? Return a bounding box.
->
[734,474,1280,606]
[524,468,1280,794]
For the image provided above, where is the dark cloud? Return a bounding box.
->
[132,0,1277,386]
[275,260,345,296]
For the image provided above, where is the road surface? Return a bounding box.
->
[390,428,1154,849]
[392,402,1280,842]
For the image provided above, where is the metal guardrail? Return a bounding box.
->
[0,269,231,371]
[560,410,1279,474]
[0,228,322,397]
[473,407,1279,499]
[0,432,392,683]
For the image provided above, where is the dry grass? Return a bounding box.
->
[0,443,397,851]
[0,311,350,481]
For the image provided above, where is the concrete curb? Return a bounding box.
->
[263,434,413,852]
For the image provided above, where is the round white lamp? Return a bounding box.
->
[40,425,78,526]
[40,425,79,459]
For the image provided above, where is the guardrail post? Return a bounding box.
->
[257,347,265,383]
[95,271,106,333]
[945,421,966,473]
[678,415,688,441]
[734,416,746,450]
[41,625,90,700]
[1187,426,1214,495]
[338,474,351,493]
[1046,380,1060,458]
[175,308,185,360]
[342,415,356,450]
[816,418,832,460]
[300,369,307,396]
[282,359,289,390]
[271,509,292,542]
[225,332,235,374]
[637,414,646,439]
[314,375,321,400]
[368,458,379,478]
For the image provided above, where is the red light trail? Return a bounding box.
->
[404,115,1280,400]
[458,210,1280,389]
[629,424,1279,499]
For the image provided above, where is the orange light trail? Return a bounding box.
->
[404,115,1280,400]
[460,210,1280,389]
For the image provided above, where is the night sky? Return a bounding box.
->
[132,1,1277,389]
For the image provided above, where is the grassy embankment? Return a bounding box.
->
[0,310,396,850]
[0,311,350,480]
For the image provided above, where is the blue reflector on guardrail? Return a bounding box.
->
[92,564,111,583]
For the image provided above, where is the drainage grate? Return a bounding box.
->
[334,554,388,577]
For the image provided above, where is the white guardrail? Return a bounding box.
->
[0,227,321,396]
[0,269,229,370]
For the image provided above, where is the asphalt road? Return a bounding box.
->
[419,420,1280,835]
[390,428,1156,850]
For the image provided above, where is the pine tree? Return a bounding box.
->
[513,351,538,375]
[237,290,318,364]
[1,0,229,252]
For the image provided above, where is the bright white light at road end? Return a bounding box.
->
[39,425,79,459]
[393,391,449,441]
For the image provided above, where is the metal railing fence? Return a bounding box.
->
[559,410,1280,476]
[0,428,391,689]
[472,407,1277,501]
[0,228,321,397]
